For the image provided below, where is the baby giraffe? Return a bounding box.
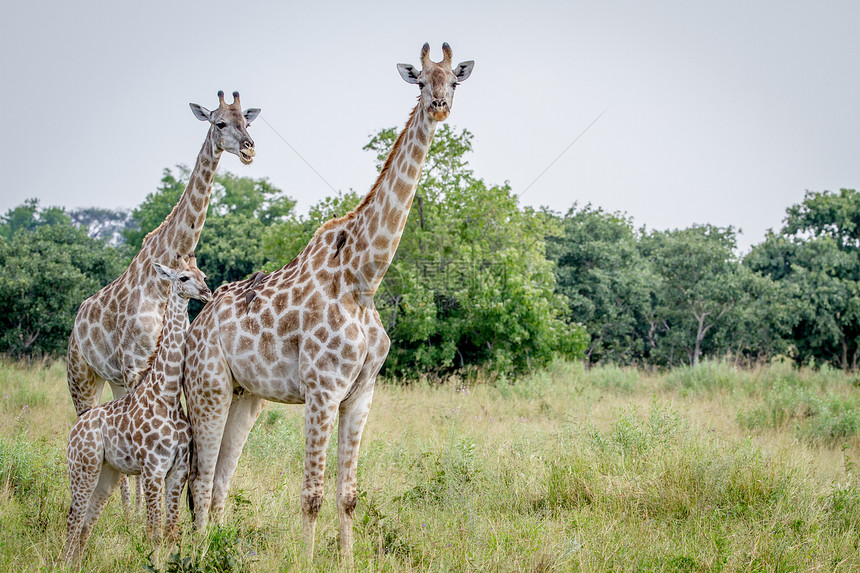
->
[65,256,211,565]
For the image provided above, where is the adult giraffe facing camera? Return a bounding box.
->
[183,43,473,565]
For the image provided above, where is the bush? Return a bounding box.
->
[738,385,860,444]
[0,216,124,358]
[664,360,741,393]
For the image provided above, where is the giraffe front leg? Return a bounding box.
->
[337,382,375,569]
[117,475,134,514]
[302,393,339,561]
[103,379,139,515]
[141,470,166,544]
[210,393,265,522]
[164,446,190,543]
[185,350,233,529]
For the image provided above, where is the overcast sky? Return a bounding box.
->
[2,1,858,252]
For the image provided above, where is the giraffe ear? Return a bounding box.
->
[397,64,420,85]
[153,262,175,281]
[454,61,475,82]
[244,108,261,124]
[189,103,212,122]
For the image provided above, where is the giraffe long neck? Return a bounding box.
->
[348,103,436,295]
[146,127,222,262]
[146,285,188,405]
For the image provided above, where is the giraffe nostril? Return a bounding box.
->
[244,141,254,149]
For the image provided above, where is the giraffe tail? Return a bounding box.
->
[186,437,197,520]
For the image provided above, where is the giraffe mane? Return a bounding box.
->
[310,102,419,240]
[142,201,181,246]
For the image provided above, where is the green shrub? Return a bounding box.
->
[664,360,741,393]
[586,364,641,393]
[0,437,60,498]
[739,386,860,443]
[826,483,860,535]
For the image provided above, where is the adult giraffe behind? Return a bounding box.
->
[67,91,260,414]
[183,43,474,565]
[65,256,211,566]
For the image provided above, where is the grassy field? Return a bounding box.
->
[2,359,860,571]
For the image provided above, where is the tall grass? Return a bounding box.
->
[1,358,859,571]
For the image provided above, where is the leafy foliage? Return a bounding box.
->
[547,204,653,363]
[68,207,133,245]
[640,224,756,366]
[124,167,296,316]
[0,202,124,358]
[0,131,856,376]
[747,189,860,370]
[0,198,69,240]
[266,125,587,377]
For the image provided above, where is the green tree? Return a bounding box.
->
[264,125,586,377]
[747,190,860,370]
[125,166,296,294]
[547,204,654,364]
[0,198,69,240]
[122,168,188,251]
[262,191,362,269]
[639,225,749,366]
[69,207,132,245]
[0,204,124,358]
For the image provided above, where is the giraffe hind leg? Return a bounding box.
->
[210,393,265,522]
[66,334,106,415]
[66,455,101,564]
[75,465,122,563]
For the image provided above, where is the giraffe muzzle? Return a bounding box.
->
[429,99,450,121]
[240,142,255,165]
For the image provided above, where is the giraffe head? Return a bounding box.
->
[397,43,474,122]
[189,91,261,164]
[153,255,212,302]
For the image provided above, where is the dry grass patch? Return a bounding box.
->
[1,359,859,571]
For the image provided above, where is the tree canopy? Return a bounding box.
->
[1,135,857,375]
[747,189,860,370]
[265,125,587,377]
[0,202,124,358]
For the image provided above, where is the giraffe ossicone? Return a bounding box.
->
[182,43,473,567]
[65,256,211,565]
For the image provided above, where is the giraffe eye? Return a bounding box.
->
[417,82,426,89]
[216,121,227,129]
[180,276,190,282]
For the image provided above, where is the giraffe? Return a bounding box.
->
[66,91,258,508]
[67,90,260,413]
[183,43,474,565]
[65,256,212,566]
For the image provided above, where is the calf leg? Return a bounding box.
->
[76,466,122,562]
